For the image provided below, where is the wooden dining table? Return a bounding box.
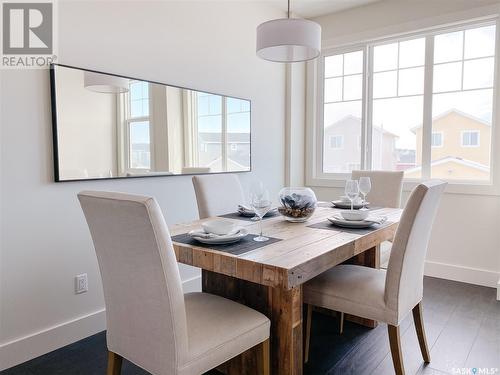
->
[170,204,402,375]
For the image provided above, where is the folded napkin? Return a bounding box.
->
[238,204,254,213]
[332,215,387,225]
[238,205,278,214]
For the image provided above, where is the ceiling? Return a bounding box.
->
[270,0,381,18]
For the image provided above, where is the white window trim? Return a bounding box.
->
[306,16,500,196]
[118,82,156,172]
[461,130,481,147]
[191,93,250,172]
[313,43,368,183]
[431,131,444,148]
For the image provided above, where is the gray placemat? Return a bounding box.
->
[171,233,282,256]
[218,211,279,222]
[307,220,393,235]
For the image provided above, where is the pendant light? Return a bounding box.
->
[84,71,129,94]
[256,0,321,63]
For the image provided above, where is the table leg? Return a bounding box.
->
[347,244,380,269]
[202,270,303,375]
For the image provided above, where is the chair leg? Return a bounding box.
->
[412,302,431,363]
[388,325,405,375]
[107,351,122,375]
[261,338,270,375]
[338,312,344,335]
[304,304,313,364]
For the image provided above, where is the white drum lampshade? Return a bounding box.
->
[84,71,129,94]
[256,18,321,63]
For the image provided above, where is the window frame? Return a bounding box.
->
[191,93,251,172]
[122,81,155,172]
[307,17,500,196]
[315,43,369,181]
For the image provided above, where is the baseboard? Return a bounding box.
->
[182,274,202,293]
[0,276,202,371]
[424,260,500,289]
[0,308,106,371]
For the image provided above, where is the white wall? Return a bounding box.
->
[305,0,500,288]
[0,1,285,369]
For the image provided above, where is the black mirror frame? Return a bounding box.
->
[50,63,252,182]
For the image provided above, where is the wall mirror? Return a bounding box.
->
[50,64,251,181]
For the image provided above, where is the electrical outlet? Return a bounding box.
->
[75,273,88,294]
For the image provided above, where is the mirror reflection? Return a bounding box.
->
[51,64,251,181]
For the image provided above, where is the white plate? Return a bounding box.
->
[238,207,279,217]
[189,228,249,245]
[327,216,384,229]
[331,200,368,210]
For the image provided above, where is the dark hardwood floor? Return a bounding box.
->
[2,277,498,375]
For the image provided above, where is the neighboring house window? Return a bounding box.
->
[330,135,343,149]
[431,132,443,148]
[347,163,361,171]
[126,81,151,170]
[231,143,238,151]
[315,20,496,184]
[462,131,480,147]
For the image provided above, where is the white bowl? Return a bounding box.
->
[202,219,236,236]
[340,210,369,221]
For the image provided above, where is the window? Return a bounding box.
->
[322,50,363,173]
[316,20,497,184]
[372,38,425,175]
[195,93,250,172]
[126,81,151,170]
[462,131,480,147]
[431,132,443,147]
[330,135,343,149]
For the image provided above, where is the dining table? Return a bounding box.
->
[169,203,402,375]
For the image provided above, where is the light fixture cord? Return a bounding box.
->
[287,0,290,18]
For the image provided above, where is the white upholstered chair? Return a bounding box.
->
[351,170,404,208]
[304,181,446,374]
[78,191,270,375]
[192,174,245,219]
[351,170,405,268]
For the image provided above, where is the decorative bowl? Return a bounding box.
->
[278,187,317,223]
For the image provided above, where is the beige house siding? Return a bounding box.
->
[415,111,491,166]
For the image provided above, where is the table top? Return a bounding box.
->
[170,204,402,289]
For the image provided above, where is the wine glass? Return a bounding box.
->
[344,180,360,211]
[250,185,272,242]
[358,177,372,210]
[250,182,265,221]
